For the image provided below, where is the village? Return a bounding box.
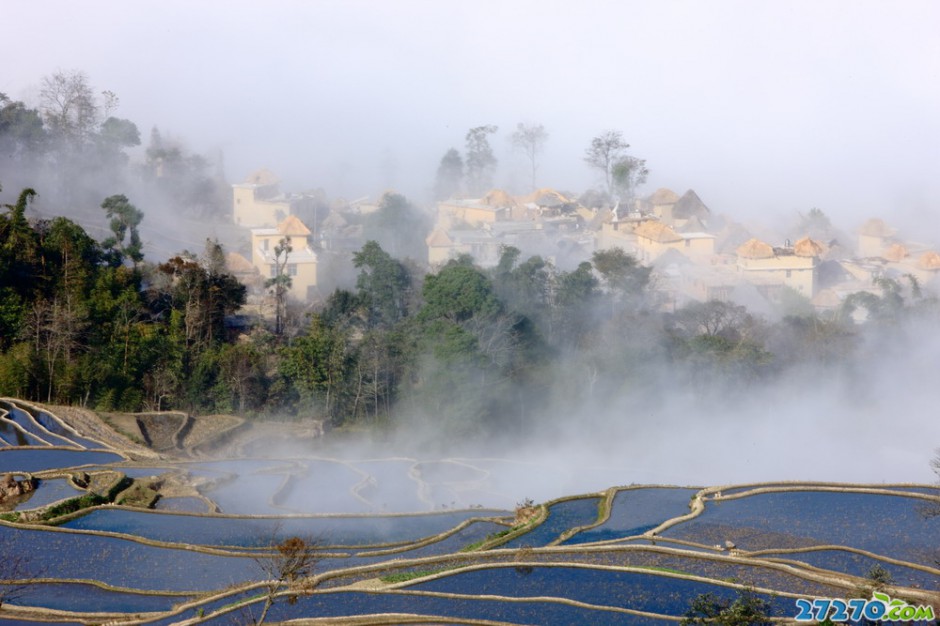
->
[224,167,940,322]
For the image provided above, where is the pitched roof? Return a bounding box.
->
[918,251,940,270]
[480,189,518,208]
[522,187,570,207]
[277,215,312,236]
[736,238,775,259]
[648,188,679,205]
[793,236,825,257]
[634,220,682,243]
[425,229,454,247]
[882,243,908,262]
[225,252,256,274]
[672,189,710,219]
[245,168,279,186]
[858,218,892,237]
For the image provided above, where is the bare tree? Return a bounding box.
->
[39,70,99,145]
[253,536,321,624]
[511,123,548,191]
[584,130,645,198]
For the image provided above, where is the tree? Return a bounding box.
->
[253,536,320,624]
[611,154,648,203]
[465,125,498,196]
[39,70,98,146]
[100,194,144,267]
[266,237,292,337]
[353,241,411,328]
[433,148,464,200]
[584,130,643,198]
[510,123,548,191]
[682,588,773,625]
[361,192,430,260]
[591,248,651,303]
[0,95,47,164]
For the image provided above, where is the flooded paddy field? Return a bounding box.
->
[0,399,938,624]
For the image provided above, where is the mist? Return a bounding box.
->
[2,1,939,504]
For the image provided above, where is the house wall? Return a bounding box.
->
[233,186,290,228]
[737,255,817,295]
[858,233,885,258]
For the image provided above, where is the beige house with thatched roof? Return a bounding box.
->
[661,189,710,228]
[632,220,715,263]
[232,168,293,228]
[735,236,820,296]
[857,218,895,257]
[438,192,514,227]
[250,215,318,301]
[647,188,680,221]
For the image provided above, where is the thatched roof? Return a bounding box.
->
[521,187,569,207]
[648,188,679,205]
[425,229,453,247]
[736,238,775,259]
[793,236,825,257]
[882,243,908,262]
[677,215,708,233]
[277,215,312,236]
[673,189,710,219]
[480,189,518,208]
[245,168,279,186]
[634,220,682,243]
[225,252,256,274]
[918,251,940,270]
[859,218,892,237]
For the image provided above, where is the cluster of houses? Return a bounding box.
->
[225,168,940,319]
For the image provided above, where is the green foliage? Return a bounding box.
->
[379,568,449,583]
[681,588,773,625]
[41,493,108,521]
[354,241,411,327]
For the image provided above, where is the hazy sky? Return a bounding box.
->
[3,0,939,231]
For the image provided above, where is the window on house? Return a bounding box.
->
[269,265,277,278]
[263,239,269,250]
[288,264,298,277]
[684,239,690,247]
[786,270,792,278]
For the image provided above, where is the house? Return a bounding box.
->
[250,215,318,301]
[232,168,292,228]
[437,193,512,228]
[857,218,894,258]
[735,236,821,296]
[633,220,715,263]
[670,190,711,229]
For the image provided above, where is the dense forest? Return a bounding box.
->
[2,71,938,443]
[2,181,937,441]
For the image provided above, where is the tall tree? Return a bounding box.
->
[266,237,292,337]
[354,241,410,328]
[39,70,98,146]
[611,154,648,203]
[465,125,498,196]
[584,130,644,198]
[100,194,144,267]
[510,123,548,191]
[433,148,464,200]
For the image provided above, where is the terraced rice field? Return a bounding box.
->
[0,399,938,624]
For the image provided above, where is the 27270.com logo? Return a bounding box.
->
[795,593,935,622]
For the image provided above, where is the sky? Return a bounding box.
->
[3,0,939,233]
